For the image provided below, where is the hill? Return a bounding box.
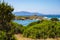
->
[14,11,43,16]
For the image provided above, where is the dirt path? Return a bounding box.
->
[14,34,35,40]
[14,34,60,40]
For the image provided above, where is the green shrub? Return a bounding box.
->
[23,20,60,39]
[11,22,25,34]
[27,20,40,26]
[50,18,59,21]
[0,31,17,40]
[0,31,6,40]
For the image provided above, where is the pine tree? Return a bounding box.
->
[0,1,15,40]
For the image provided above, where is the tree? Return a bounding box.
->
[0,2,15,40]
[50,18,59,21]
[0,1,15,30]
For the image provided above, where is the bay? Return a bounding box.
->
[13,20,38,26]
[13,15,60,26]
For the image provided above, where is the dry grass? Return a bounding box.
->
[14,34,60,40]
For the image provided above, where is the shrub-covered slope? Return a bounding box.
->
[23,20,60,39]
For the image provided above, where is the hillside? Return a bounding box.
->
[14,11,43,16]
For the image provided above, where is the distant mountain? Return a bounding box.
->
[14,11,43,16]
[13,11,60,18]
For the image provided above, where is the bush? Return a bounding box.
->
[0,31,6,40]
[23,20,60,39]
[50,18,59,21]
[11,22,25,34]
[27,20,41,26]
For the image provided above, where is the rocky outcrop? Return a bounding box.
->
[14,15,44,20]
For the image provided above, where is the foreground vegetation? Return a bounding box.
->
[0,2,16,40]
[23,18,60,39]
[10,18,60,39]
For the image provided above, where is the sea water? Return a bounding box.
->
[13,15,60,26]
[13,19,38,26]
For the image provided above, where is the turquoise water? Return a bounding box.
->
[13,15,60,26]
[13,20,38,26]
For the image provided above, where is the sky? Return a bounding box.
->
[2,0,60,15]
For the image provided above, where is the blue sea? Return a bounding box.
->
[13,20,38,26]
[13,15,60,26]
[43,15,60,18]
